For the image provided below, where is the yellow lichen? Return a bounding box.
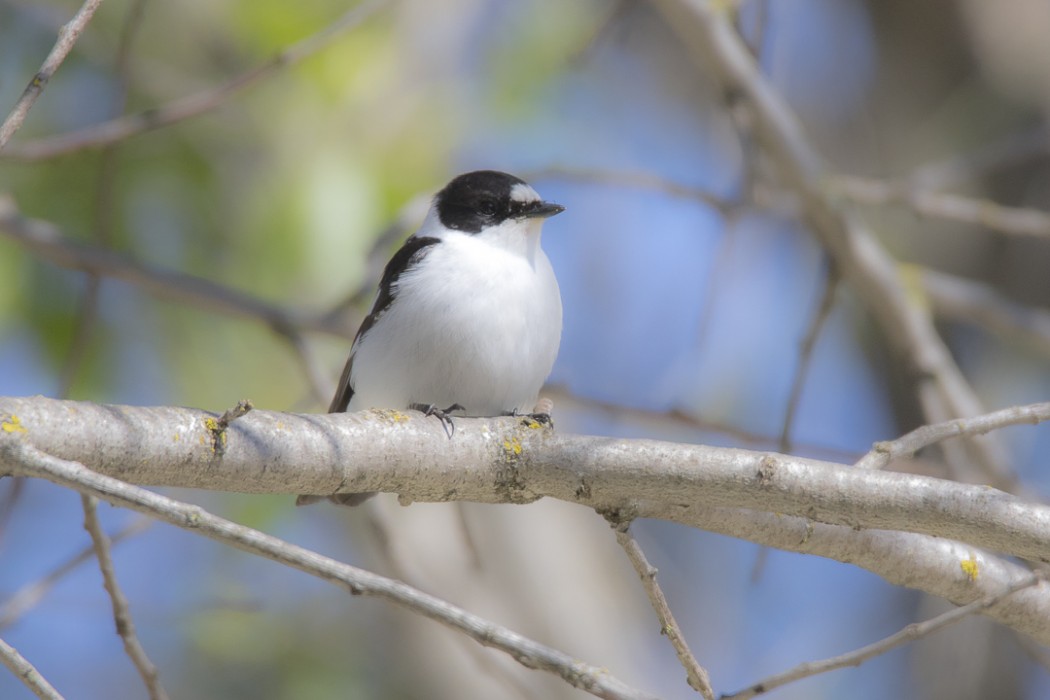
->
[370,408,409,423]
[1,415,27,434]
[502,437,523,457]
[960,552,979,582]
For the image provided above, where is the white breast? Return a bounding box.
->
[348,224,562,416]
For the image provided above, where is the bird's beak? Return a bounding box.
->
[523,201,565,219]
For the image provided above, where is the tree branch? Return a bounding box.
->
[0,0,105,152]
[2,395,1050,644]
[855,402,1050,471]
[723,572,1045,699]
[0,0,386,161]
[0,438,657,700]
[921,268,1050,359]
[0,635,63,700]
[0,195,345,337]
[648,0,1011,487]
[0,517,151,630]
[612,523,714,699]
[80,495,168,700]
[830,174,1050,241]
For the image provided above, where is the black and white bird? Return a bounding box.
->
[298,170,564,506]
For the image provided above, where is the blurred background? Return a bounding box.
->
[2,0,1050,698]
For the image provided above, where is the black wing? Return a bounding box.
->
[328,235,441,413]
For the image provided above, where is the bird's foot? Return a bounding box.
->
[411,402,464,438]
[505,399,555,430]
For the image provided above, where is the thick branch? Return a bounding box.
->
[2,396,1048,561]
[2,395,1050,647]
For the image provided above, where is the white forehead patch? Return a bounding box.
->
[510,182,540,203]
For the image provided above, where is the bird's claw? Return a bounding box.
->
[411,402,464,438]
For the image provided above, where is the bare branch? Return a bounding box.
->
[0,0,105,152]
[3,395,1050,645]
[0,0,386,161]
[612,522,714,699]
[3,440,658,700]
[830,174,1050,241]
[544,386,866,466]
[648,0,1011,487]
[723,572,1044,699]
[525,166,736,212]
[80,495,168,700]
[0,195,344,337]
[855,402,1050,471]
[58,0,150,398]
[0,636,64,700]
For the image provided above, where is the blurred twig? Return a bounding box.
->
[59,0,150,398]
[526,165,736,212]
[723,572,1044,700]
[0,636,63,700]
[905,127,1050,192]
[0,196,346,337]
[650,0,1012,489]
[830,174,1050,241]
[0,516,151,630]
[543,384,870,466]
[0,0,105,152]
[0,0,387,161]
[778,262,838,454]
[921,268,1050,359]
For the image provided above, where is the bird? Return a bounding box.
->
[297,170,564,506]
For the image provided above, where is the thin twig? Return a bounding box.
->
[855,402,1050,471]
[612,522,715,699]
[525,165,735,212]
[58,0,150,398]
[779,264,838,453]
[215,399,254,429]
[905,127,1049,192]
[0,195,345,337]
[0,636,64,700]
[0,516,151,629]
[830,174,1050,241]
[0,0,105,151]
[1,0,386,161]
[7,441,656,700]
[722,572,1044,700]
[544,385,868,466]
[921,268,1050,359]
[81,495,168,700]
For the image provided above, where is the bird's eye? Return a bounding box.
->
[478,200,497,217]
